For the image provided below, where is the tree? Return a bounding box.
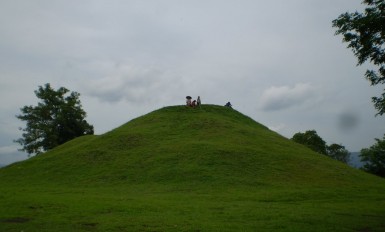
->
[332,0,385,115]
[326,143,350,164]
[15,83,94,155]
[360,135,385,177]
[292,130,351,164]
[291,130,327,155]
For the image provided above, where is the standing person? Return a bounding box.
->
[197,96,201,106]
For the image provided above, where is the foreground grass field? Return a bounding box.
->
[2,185,385,231]
[1,105,385,231]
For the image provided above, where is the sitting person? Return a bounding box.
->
[186,97,192,106]
[192,100,197,107]
[225,102,232,108]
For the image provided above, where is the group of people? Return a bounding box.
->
[186,96,201,107]
[185,96,232,109]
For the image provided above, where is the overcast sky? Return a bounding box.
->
[1,0,385,165]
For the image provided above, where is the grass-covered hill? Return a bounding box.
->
[1,105,385,231]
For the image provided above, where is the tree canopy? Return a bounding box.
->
[332,0,385,115]
[291,130,327,155]
[15,83,94,154]
[291,130,350,164]
[326,143,350,164]
[360,135,385,177]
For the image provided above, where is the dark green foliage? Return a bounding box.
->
[326,143,350,164]
[291,130,327,155]
[292,131,351,164]
[15,83,94,154]
[360,135,385,177]
[332,0,385,115]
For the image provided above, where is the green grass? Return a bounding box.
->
[1,105,385,231]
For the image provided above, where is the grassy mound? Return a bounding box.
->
[1,105,385,231]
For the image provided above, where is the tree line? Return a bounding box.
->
[291,129,385,178]
[291,130,350,163]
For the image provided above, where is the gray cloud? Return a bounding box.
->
[81,63,163,103]
[259,83,317,111]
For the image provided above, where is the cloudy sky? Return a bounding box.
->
[1,0,384,165]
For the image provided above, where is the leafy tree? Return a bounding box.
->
[15,83,94,155]
[332,0,385,115]
[291,130,327,155]
[326,143,350,164]
[360,135,385,177]
[292,131,351,164]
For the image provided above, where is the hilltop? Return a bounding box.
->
[1,105,385,231]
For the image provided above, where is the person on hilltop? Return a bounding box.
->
[192,100,197,107]
[197,96,201,107]
[186,96,192,106]
[225,102,232,108]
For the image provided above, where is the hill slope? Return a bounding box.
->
[1,105,385,231]
[0,105,373,187]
